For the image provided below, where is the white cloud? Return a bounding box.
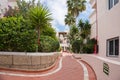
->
[41,0,92,32]
[40,0,67,32]
[25,0,92,32]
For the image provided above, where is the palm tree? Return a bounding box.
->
[77,19,91,53]
[64,13,75,26]
[78,19,91,40]
[67,0,86,18]
[28,5,52,52]
[67,24,79,52]
[67,24,79,44]
[84,20,91,37]
[67,0,74,15]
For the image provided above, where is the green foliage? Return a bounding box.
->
[67,19,93,53]
[28,5,52,51]
[72,40,82,53]
[0,0,59,52]
[41,26,57,40]
[68,25,79,44]
[67,0,86,17]
[28,5,52,30]
[78,20,91,39]
[39,36,59,52]
[0,17,36,52]
[65,0,86,26]
[4,0,41,18]
[0,17,59,52]
[82,38,97,53]
[64,13,75,26]
[16,0,36,18]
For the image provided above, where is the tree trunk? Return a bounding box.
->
[38,27,40,46]
[36,27,40,52]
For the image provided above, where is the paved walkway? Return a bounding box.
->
[0,53,96,80]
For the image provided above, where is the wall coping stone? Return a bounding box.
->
[0,52,61,56]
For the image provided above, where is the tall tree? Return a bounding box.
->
[67,19,91,53]
[68,25,79,44]
[16,0,36,17]
[64,13,75,26]
[4,0,36,17]
[65,0,86,26]
[78,19,91,39]
[67,0,86,18]
[28,5,52,52]
[4,6,18,17]
[41,26,57,40]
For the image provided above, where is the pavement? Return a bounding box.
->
[0,52,96,80]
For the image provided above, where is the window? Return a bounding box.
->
[107,37,119,57]
[108,0,119,9]
[114,0,119,5]
[109,0,113,9]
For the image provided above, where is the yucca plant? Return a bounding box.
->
[28,5,52,52]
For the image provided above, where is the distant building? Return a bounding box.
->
[57,32,70,52]
[0,0,17,17]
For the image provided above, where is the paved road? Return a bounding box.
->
[0,53,96,80]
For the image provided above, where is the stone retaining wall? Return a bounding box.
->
[0,52,60,71]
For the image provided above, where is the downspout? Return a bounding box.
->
[94,0,98,54]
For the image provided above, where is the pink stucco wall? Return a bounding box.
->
[78,54,120,80]
[90,0,120,61]
[97,0,120,61]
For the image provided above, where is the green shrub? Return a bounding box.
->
[82,38,97,53]
[39,36,59,52]
[0,17,37,52]
[72,40,82,53]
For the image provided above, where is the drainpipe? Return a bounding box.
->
[94,0,98,54]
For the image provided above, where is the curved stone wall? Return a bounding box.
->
[0,52,60,71]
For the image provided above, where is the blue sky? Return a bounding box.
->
[26,0,93,32]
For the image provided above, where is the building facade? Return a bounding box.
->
[90,0,120,60]
[0,0,17,17]
[58,32,70,52]
[89,0,97,39]
[83,0,120,80]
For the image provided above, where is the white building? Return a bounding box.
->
[80,0,120,80]
[58,32,70,52]
[90,0,120,60]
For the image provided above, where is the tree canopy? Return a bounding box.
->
[65,0,86,26]
[0,0,60,52]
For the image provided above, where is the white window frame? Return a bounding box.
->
[107,37,119,57]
